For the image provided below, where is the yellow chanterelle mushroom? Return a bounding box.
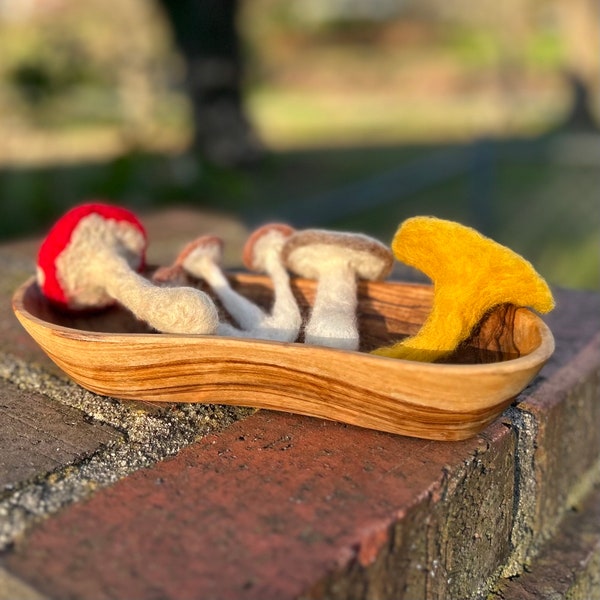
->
[372,216,555,362]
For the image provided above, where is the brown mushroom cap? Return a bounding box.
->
[177,235,224,267]
[152,235,223,285]
[282,229,393,281]
[242,223,295,272]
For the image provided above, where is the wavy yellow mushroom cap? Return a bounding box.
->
[371,216,555,362]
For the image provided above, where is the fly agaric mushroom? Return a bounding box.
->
[36,203,219,335]
[154,226,301,342]
[282,229,393,351]
[241,223,302,342]
[371,216,555,362]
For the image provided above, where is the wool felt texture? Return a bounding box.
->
[154,225,302,342]
[241,224,302,342]
[182,235,265,331]
[37,202,146,307]
[37,203,219,335]
[371,216,555,362]
[282,229,393,351]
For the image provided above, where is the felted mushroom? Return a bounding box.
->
[36,203,219,335]
[242,223,302,342]
[153,235,260,335]
[371,216,555,362]
[154,225,301,342]
[282,229,394,351]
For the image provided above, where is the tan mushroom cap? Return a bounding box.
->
[282,229,393,281]
[153,235,223,284]
[177,235,224,266]
[242,223,295,272]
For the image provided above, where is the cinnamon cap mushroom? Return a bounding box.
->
[241,223,302,342]
[242,223,296,272]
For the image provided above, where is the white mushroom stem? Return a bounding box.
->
[243,226,302,342]
[197,264,266,332]
[282,229,394,351]
[304,261,358,351]
[97,252,219,335]
[177,238,266,331]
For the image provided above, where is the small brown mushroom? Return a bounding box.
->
[155,226,302,342]
[242,223,302,342]
[37,203,219,335]
[282,229,393,350]
[154,235,265,332]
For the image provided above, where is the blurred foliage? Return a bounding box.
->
[0,0,186,135]
[0,0,597,290]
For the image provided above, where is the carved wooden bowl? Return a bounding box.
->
[12,273,554,441]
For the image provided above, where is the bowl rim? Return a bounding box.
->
[12,276,556,376]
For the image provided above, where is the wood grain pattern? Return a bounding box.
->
[12,275,555,441]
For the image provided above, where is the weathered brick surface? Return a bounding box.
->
[491,484,600,600]
[507,288,600,569]
[2,413,515,600]
[308,421,517,600]
[0,380,121,491]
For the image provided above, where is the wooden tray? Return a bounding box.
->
[12,274,554,441]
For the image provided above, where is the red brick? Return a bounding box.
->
[4,412,494,600]
[514,289,600,555]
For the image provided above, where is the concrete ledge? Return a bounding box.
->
[0,210,598,599]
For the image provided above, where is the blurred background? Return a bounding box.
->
[0,0,597,289]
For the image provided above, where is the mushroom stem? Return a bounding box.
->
[196,261,266,332]
[282,229,393,351]
[242,224,302,342]
[261,258,302,338]
[98,253,219,335]
[304,262,358,350]
[36,203,220,336]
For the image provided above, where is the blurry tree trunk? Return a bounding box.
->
[157,0,264,166]
[494,0,533,132]
[556,0,599,130]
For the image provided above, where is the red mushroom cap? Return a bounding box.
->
[37,202,147,307]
